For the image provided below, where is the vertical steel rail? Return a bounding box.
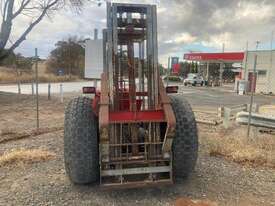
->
[151,6,161,154]
[146,6,153,109]
[113,5,119,111]
[103,29,108,73]
[107,2,115,163]
[113,6,120,161]
[152,5,159,108]
[107,2,114,107]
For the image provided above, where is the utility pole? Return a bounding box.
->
[244,41,249,80]
[219,43,225,86]
[247,41,260,138]
[166,56,170,87]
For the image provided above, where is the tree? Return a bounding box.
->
[159,64,165,76]
[0,51,33,70]
[0,0,100,62]
[179,61,190,77]
[0,0,66,61]
[15,53,33,71]
[46,36,85,77]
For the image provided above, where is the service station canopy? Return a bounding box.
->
[184,52,245,63]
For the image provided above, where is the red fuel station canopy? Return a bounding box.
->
[184,52,245,62]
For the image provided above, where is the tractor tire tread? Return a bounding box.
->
[64,97,99,184]
[171,96,198,181]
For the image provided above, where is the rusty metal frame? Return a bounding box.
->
[159,78,176,154]
[98,3,176,187]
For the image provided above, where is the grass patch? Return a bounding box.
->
[0,70,79,84]
[0,148,55,167]
[202,126,275,168]
[0,126,64,144]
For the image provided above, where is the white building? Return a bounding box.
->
[243,50,275,94]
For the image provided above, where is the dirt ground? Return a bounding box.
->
[0,92,275,206]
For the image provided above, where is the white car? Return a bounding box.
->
[184,73,204,86]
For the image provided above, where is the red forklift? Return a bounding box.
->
[64,2,198,188]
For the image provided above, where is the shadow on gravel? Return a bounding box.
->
[69,173,200,202]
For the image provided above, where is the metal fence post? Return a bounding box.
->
[17,81,21,94]
[15,66,21,94]
[60,83,63,103]
[35,48,39,129]
[48,83,51,100]
[31,81,34,96]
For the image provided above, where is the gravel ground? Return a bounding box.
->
[0,92,275,206]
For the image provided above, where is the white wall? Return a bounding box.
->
[85,39,103,79]
[243,50,275,93]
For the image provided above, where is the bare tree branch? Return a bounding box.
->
[3,0,10,19]
[0,0,84,62]
[0,0,15,50]
[12,0,31,19]
[10,0,60,49]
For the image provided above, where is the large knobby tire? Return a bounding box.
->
[64,97,99,184]
[171,96,198,181]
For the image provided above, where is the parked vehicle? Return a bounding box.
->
[162,75,183,82]
[184,73,204,86]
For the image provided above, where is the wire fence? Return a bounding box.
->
[1,48,275,137]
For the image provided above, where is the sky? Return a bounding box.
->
[12,0,275,66]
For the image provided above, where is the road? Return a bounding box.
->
[177,85,275,109]
[0,81,96,94]
[1,80,274,109]
[0,93,274,206]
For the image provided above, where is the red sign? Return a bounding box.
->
[172,63,180,74]
[184,52,244,62]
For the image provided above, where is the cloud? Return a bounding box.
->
[165,32,197,44]
[12,0,275,66]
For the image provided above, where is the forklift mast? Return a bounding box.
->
[104,3,159,110]
[98,3,176,187]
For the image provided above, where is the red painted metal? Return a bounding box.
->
[184,52,244,62]
[83,86,96,94]
[109,110,165,123]
[119,99,143,111]
[120,92,148,97]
